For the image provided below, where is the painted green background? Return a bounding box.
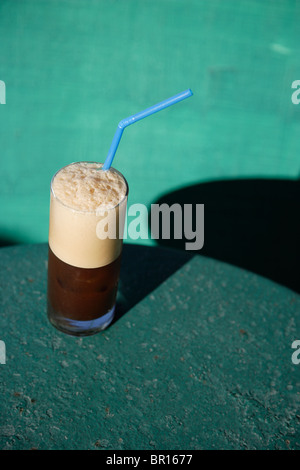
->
[0,0,299,245]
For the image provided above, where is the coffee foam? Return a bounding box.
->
[49,162,128,268]
[51,162,127,211]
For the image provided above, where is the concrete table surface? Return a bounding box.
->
[0,243,299,450]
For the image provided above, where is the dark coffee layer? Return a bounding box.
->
[47,245,122,321]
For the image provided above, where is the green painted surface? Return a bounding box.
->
[0,0,300,245]
[0,243,299,450]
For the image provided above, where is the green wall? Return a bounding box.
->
[0,0,299,245]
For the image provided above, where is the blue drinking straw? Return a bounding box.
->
[102,88,193,171]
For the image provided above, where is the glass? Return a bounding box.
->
[47,162,128,336]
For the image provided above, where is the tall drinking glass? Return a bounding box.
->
[47,161,128,336]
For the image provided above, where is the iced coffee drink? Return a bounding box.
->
[47,162,128,336]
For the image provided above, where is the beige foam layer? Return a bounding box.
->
[52,162,127,211]
[49,163,128,268]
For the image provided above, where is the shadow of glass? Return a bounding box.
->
[149,178,300,294]
[0,235,20,247]
[114,243,193,322]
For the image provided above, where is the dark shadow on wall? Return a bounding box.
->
[0,232,21,247]
[149,178,300,294]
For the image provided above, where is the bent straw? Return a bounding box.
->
[102,89,193,171]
